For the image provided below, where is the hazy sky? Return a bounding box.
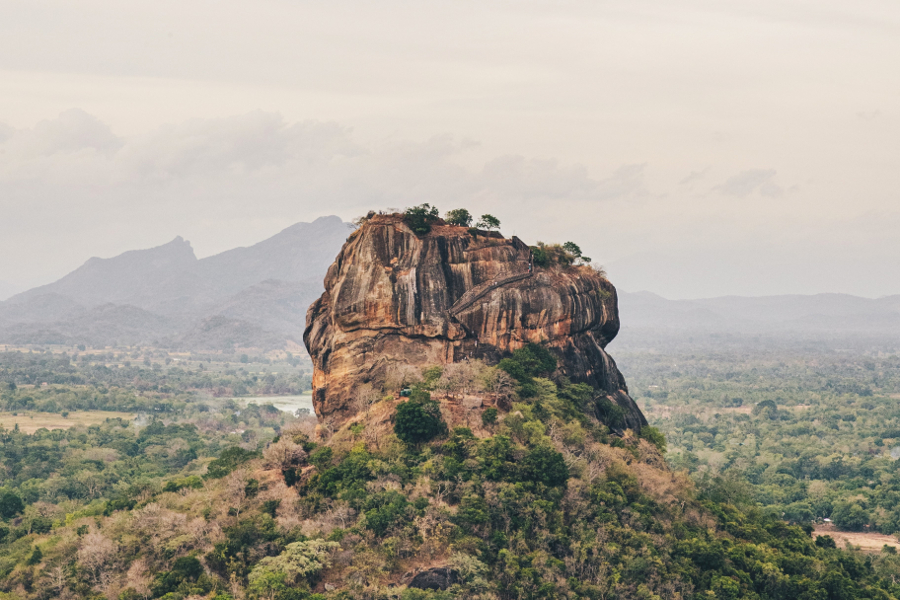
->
[2,0,899,299]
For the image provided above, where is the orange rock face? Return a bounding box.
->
[303,214,646,431]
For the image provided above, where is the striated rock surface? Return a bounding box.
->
[304,214,646,431]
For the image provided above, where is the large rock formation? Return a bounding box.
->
[304,214,646,431]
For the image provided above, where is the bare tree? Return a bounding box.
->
[125,559,152,600]
[353,383,380,418]
[48,566,68,597]
[77,532,118,584]
[225,470,249,517]
[436,362,479,399]
[383,363,423,392]
[283,414,317,440]
[321,417,337,440]
[482,367,516,404]
[229,572,246,600]
[263,438,307,471]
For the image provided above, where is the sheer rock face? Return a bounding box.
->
[304,214,647,431]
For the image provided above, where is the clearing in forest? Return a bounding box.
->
[0,410,134,433]
[814,525,900,553]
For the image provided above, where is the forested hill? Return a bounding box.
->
[0,216,349,350]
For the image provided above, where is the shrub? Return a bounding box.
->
[206,446,258,479]
[481,407,498,427]
[595,397,626,429]
[394,393,448,446]
[308,446,334,470]
[364,491,409,536]
[249,539,339,593]
[640,426,667,452]
[404,204,440,235]
[519,444,569,487]
[163,475,203,493]
[153,556,204,596]
[0,491,24,519]
[499,344,556,383]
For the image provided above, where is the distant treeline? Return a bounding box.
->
[0,351,312,398]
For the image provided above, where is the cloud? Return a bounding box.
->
[678,168,710,188]
[8,109,122,158]
[0,110,645,286]
[714,169,783,197]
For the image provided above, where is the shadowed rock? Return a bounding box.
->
[408,567,460,591]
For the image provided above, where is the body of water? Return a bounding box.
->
[235,393,314,415]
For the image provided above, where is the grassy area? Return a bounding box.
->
[0,409,133,433]
[814,526,900,553]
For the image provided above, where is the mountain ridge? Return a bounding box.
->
[618,290,900,334]
[0,216,350,349]
[3,218,899,350]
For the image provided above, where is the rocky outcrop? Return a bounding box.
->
[304,214,646,431]
[408,567,460,591]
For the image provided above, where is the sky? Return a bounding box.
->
[1,0,899,300]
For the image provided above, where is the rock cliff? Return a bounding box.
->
[304,214,646,431]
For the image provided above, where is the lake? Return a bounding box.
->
[237,393,314,415]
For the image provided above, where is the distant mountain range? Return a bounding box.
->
[0,216,350,350]
[614,290,900,352]
[2,217,898,351]
[618,291,900,333]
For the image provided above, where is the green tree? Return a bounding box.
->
[248,539,339,593]
[205,446,258,479]
[404,203,440,234]
[394,392,448,446]
[0,491,24,519]
[475,214,500,231]
[562,241,582,258]
[831,502,870,531]
[445,208,473,227]
[520,445,569,487]
[752,398,778,417]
